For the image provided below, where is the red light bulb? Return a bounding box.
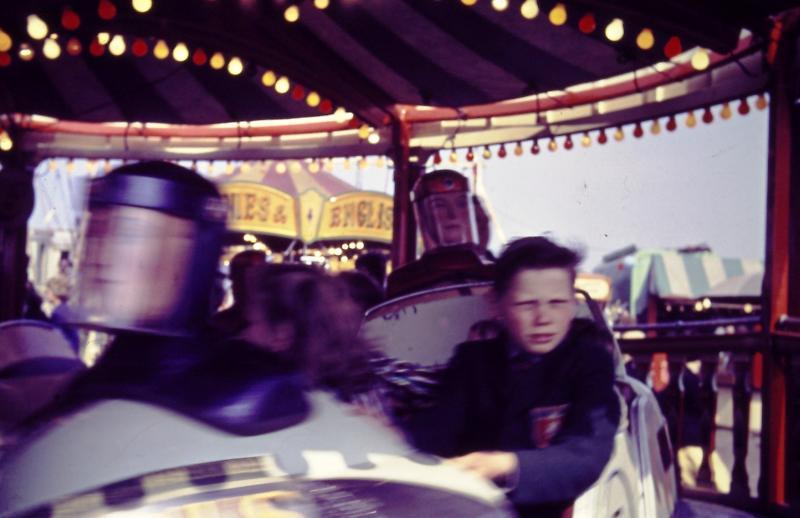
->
[702,107,714,123]
[98,0,117,20]
[578,14,596,34]
[664,36,682,59]
[131,39,148,57]
[738,98,750,115]
[192,48,207,65]
[62,7,81,30]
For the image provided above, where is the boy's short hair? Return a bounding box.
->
[494,237,582,296]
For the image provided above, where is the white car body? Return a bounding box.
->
[362,282,678,517]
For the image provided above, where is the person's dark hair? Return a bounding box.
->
[246,264,375,399]
[354,252,388,289]
[338,270,384,313]
[495,237,582,296]
[229,249,267,302]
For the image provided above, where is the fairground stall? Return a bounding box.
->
[1,1,799,515]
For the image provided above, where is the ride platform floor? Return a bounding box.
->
[675,499,762,517]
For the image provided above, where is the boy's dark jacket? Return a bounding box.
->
[403,318,621,516]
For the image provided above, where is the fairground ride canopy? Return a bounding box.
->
[215,160,393,245]
[27,158,394,246]
[0,1,795,161]
[594,247,764,320]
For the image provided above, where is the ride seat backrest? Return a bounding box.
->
[0,320,79,367]
[363,282,620,368]
[0,320,85,428]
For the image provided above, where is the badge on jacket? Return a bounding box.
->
[529,404,569,448]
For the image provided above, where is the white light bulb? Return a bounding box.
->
[27,15,48,40]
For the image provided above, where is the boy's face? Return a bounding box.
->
[500,267,577,354]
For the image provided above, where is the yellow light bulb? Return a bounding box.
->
[605,18,624,42]
[636,28,654,50]
[306,91,320,107]
[613,127,624,141]
[520,0,539,19]
[358,157,368,169]
[261,70,277,86]
[276,162,287,174]
[549,3,567,26]
[0,29,12,52]
[367,132,381,144]
[755,94,768,110]
[109,35,126,56]
[650,120,662,135]
[491,0,509,11]
[43,38,61,59]
[172,42,189,62]
[132,0,153,13]
[449,150,458,163]
[461,0,478,5]
[0,130,13,151]
[581,134,591,147]
[685,112,697,128]
[153,39,170,60]
[227,57,243,75]
[97,32,111,45]
[27,14,49,40]
[18,43,34,61]
[720,103,732,119]
[275,76,290,94]
[209,52,225,69]
[309,160,320,173]
[284,5,300,23]
[482,147,492,159]
[548,139,557,151]
[691,48,710,71]
[358,124,371,140]
[314,0,330,9]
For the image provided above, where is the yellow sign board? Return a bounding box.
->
[219,182,298,238]
[316,192,393,243]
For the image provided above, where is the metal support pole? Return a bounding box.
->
[390,117,422,269]
[760,10,800,507]
[0,152,36,321]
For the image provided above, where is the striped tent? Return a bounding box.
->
[595,248,763,319]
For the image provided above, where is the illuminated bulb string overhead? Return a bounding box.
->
[428,95,766,166]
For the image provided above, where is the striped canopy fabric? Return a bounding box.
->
[596,249,764,318]
[0,1,793,126]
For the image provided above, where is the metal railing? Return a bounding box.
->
[615,317,800,516]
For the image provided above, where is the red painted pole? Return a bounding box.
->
[760,10,800,506]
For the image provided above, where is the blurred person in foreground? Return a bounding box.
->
[43,275,80,353]
[0,161,510,517]
[208,249,266,339]
[403,236,620,517]
[386,169,494,298]
[338,269,385,315]
[355,251,389,292]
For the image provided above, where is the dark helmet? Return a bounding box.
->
[411,170,479,252]
[69,161,227,335]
